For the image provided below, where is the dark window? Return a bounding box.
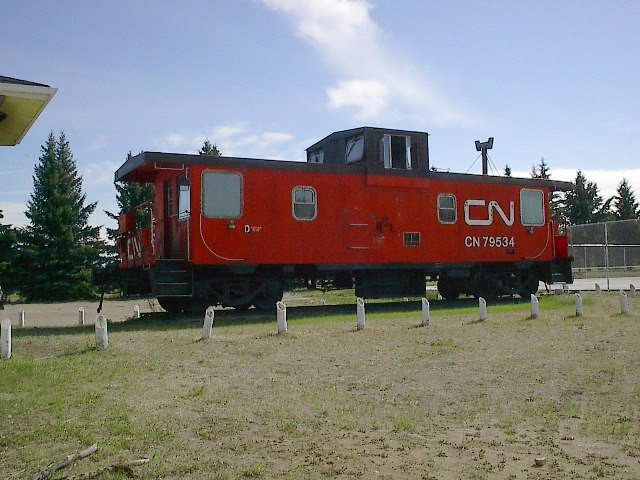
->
[292,187,317,221]
[383,134,412,169]
[404,232,420,247]
[438,194,457,224]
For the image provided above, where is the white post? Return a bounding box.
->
[95,314,108,351]
[575,293,583,317]
[133,304,141,319]
[276,301,287,334]
[562,283,568,294]
[79,307,85,326]
[18,308,25,327]
[202,307,214,339]
[630,284,637,298]
[479,297,487,321]
[421,297,430,327]
[356,297,366,330]
[620,290,629,314]
[595,283,601,294]
[530,294,539,319]
[1,319,11,360]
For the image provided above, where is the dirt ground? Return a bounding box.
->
[2,293,639,479]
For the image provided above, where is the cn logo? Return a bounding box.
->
[464,199,514,226]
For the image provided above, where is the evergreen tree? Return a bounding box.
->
[0,212,17,294]
[105,152,154,241]
[612,178,639,220]
[530,157,563,217]
[13,132,103,300]
[199,139,221,156]
[564,170,607,225]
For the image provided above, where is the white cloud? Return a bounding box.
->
[261,0,474,126]
[81,161,120,186]
[154,122,298,160]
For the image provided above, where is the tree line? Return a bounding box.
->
[509,157,640,224]
[0,133,637,302]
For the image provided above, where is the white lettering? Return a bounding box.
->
[464,199,514,226]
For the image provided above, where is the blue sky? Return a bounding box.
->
[2,0,639,231]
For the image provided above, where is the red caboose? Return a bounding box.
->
[115,127,573,312]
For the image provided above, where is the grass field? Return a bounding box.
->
[1,292,639,479]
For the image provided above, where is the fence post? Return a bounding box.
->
[202,307,214,339]
[95,314,108,351]
[1,319,11,360]
[133,304,141,319]
[276,301,287,334]
[479,297,487,321]
[595,283,601,294]
[421,298,430,327]
[18,308,25,327]
[620,290,629,314]
[530,294,539,319]
[356,297,366,330]
[630,284,637,298]
[575,293,583,317]
[78,307,85,326]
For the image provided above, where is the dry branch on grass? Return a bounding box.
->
[31,443,149,480]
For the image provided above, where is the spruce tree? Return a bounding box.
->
[564,170,607,225]
[14,132,103,300]
[612,178,639,220]
[0,212,17,294]
[199,139,221,156]
[530,157,563,217]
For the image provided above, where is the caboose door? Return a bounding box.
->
[162,175,190,260]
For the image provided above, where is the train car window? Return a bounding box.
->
[383,134,412,169]
[403,232,421,247]
[309,149,324,164]
[520,189,545,226]
[178,174,190,220]
[292,187,317,221]
[345,136,364,163]
[438,194,457,224]
[202,170,242,218]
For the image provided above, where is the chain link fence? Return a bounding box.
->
[568,219,640,280]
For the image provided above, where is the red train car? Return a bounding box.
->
[115,127,573,312]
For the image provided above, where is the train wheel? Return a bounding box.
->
[252,278,284,311]
[437,276,462,301]
[157,297,184,314]
[518,273,539,297]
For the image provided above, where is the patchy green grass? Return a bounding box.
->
[1,291,639,479]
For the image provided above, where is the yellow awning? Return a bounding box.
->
[0,76,57,146]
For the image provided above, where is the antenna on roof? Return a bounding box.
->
[475,137,494,175]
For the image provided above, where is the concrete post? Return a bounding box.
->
[202,307,214,339]
[95,314,108,351]
[421,298,430,327]
[276,301,287,334]
[530,294,539,319]
[1,319,11,359]
[356,297,366,330]
[479,297,487,321]
[630,284,637,298]
[575,293,583,317]
[133,304,141,319]
[620,290,629,314]
[78,307,85,326]
[18,309,25,327]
